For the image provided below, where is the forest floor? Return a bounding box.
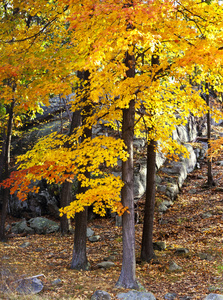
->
[0,159,223,300]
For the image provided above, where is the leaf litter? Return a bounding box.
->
[1,160,223,299]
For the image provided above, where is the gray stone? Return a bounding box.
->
[11,220,34,235]
[91,290,111,300]
[97,261,115,269]
[163,200,173,207]
[164,293,178,300]
[174,248,189,255]
[202,212,213,219]
[103,256,115,261]
[153,241,166,251]
[117,291,156,300]
[89,235,100,242]
[133,138,146,149]
[51,279,62,285]
[166,184,179,200]
[19,242,31,248]
[16,278,43,295]
[188,189,197,194]
[198,253,212,261]
[157,185,167,193]
[158,203,168,213]
[169,261,182,271]
[182,144,197,173]
[205,294,223,300]
[134,161,147,199]
[28,217,59,234]
[216,161,223,166]
[87,227,95,238]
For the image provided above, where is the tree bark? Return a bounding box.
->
[71,70,91,270]
[0,100,15,241]
[140,53,160,262]
[60,110,82,235]
[206,82,215,187]
[116,52,138,289]
[141,140,156,262]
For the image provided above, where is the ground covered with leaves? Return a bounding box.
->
[1,161,223,300]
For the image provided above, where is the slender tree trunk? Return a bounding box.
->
[141,140,156,262]
[116,52,138,289]
[60,180,72,235]
[60,110,82,235]
[206,82,215,187]
[140,53,160,262]
[0,100,15,241]
[71,70,91,270]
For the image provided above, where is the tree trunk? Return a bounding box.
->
[0,100,15,241]
[116,52,138,289]
[140,53,160,262]
[60,110,82,235]
[60,180,72,235]
[71,70,91,270]
[71,190,89,270]
[141,140,156,262]
[206,82,215,187]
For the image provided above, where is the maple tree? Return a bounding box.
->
[1,0,223,290]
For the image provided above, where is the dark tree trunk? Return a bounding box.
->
[71,70,91,270]
[141,140,156,262]
[140,53,160,262]
[206,82,215,187]
[116,53,138,289]
[60,110,82,235]
[71,190,89,270]
[0,100,15,241]
[60,180,72,235]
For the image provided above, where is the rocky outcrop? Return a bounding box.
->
[10,217,59,235]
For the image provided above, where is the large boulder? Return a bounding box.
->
[11,219,34,235]
[91,290,111,300]
[205,294,223,300]
[117,291,156,300]
[28,217,59,234]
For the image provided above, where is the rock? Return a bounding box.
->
[87,228,95,238]
[169,261,182,271]
[103,256,115,261]
[182,144,197,173]
[205,294,223,300]
[89,235,100,242]
[134,160,147,199]
[28,217,59,234]
[166,184,179,200]
[91,290,111,300]
[188,189,197,194]
[16,278,43,295]
[158,203,168,213]
[97,261,115,269]
[19,242,31,248]
[202,212,213,219]
[157,185,167,193]
[153,241,166,251]
[174,248,189,255]
[117,291,156,300]
[51,279,62,285]
[164,293,178,300]
[11,220,34,235]
[163,200,174,207]
[216,161,223,166]
[198,253,212,260]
